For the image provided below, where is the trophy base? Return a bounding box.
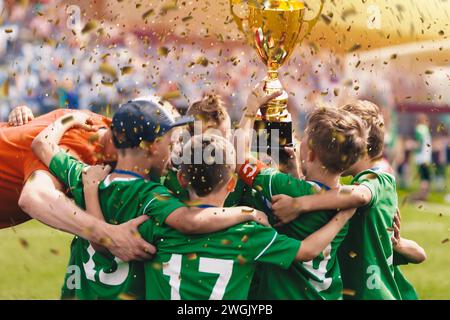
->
[252,119,293,166]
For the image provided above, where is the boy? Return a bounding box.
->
[31,96,269,299]
[271,100,426,299]
[163,93,282,212]
[235,91,369,299]
[126,133,355,299]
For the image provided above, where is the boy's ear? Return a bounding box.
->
[177,170,188,188]
[308,148,315,162]
[226,175,238,192]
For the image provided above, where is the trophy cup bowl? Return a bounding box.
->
[230,0,323,165]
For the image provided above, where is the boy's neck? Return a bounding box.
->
[351,157,379,175]
[114,157,150,178]
[305,165,340,189]
[189,190,226,208]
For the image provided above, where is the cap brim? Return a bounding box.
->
[171,115,195,128]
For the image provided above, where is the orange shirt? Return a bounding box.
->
[0,109,111,228]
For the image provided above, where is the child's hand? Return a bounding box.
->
[8,105,34,126]
[82,165,111,189]
[392,208,402,248]
[272,194,301,225]
[245,81,283,115]
[248,208,270,227]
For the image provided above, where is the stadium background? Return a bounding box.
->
[0,0,449,299]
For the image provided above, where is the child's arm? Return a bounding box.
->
[393,238,427,264]
[272,185,372,224]
[82,165,112,254]
[164,206,270,234]
[234,81,282,172]
[30,113,156,262]
[392,209,426,264]
[295,209,355,261]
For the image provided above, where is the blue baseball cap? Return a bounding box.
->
[111,96,194,149]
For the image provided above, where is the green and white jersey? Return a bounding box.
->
[338,168,414,300]
[242,167,348,300]
[138,218,301,300]
[393,252,419,300]
[49,151,185,300]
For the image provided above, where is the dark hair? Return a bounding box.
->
[180,134,235,197]
[306,106,368,173]
[341,100,385,159]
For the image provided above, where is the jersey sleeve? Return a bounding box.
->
[393,250,410,266]
[250,167,313,200]
[140,185,186,226]
[48,150,88,206]
[244,223,301,269]
[137,219,156,244]
[352,171,381,207]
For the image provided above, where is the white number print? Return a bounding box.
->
[302,244,332,292]
[83,244,130,286]
[163,254,234,300]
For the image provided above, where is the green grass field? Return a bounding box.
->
[0,193,449,299]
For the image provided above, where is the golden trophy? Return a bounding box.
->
[230,0,323,164]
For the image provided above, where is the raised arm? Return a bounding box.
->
[272,185,372,224]
[165,206,270,234]
[295,209,355,262]
[234,82,282,171]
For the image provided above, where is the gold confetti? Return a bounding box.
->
[221,239,231,245]
[120,66,133,75]
[142,9,154,20]
[348,251,357,258]
[237,255,247,265]
[118,293,137,300]
[50,249,60,256]
[241,235,249,243]
[157,47,170,57]
[342,288,356,296]
[81,20,97,34]
[19,238,29,249]
[187,253,197,260]
[442,238,449,244]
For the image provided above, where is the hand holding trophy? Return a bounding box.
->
[230,0,323,165]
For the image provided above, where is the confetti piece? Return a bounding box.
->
[157,47,170,57]
[187,253,197,260]
[221,239,231,245]
[81,20,97,34]
[442,238,449,244]
[142,9,155,20]
[348,251,357,258]
[342,288,356,296]
[19,238,29,249]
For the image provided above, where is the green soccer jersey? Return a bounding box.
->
[49,151,185,300]
[338,168,416,300]
[243,167,348,300]
[138,218,301,300]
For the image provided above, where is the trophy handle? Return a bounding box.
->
[298,0,324,44]
[230,0,247,34]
